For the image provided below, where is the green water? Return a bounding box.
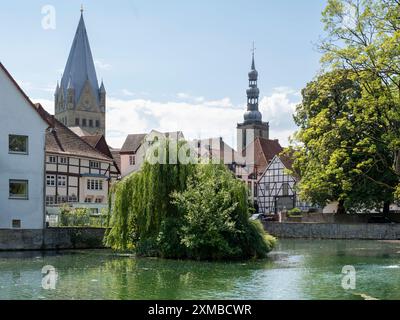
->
[1,239,400,300]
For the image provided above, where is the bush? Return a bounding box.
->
[172,164,275,260]
[59,207,107,227]
[288,208,303,217]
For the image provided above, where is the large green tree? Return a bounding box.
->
[321,0,400,182]
[291,70,398,213]
[290,0,400,213]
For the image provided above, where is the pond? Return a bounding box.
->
[0,239,399,300]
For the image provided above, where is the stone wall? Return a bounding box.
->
[283,212,400,224]
[264,222,400,240]
[0,228,107,251]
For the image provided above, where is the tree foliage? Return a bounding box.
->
[291,70,398,213]
[105,140,275,260]
[173,164,275,260]
[289,0,400,213]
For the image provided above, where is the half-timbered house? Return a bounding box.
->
[257,155,316,214]
[36,106,118,215]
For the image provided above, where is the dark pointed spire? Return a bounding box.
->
[100,80,106,93]
[60,9,99,105]
[251,41,256,70]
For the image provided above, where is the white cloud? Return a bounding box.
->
[177,92,190,99]
[17,80,55,94]
[33,87,300,149]
[94,59,112,71]
[121,89,135,97]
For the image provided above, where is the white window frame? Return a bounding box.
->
[47,175,56,187]
[90,161,100,169]
[9,180,29,200]
[8,135,29,155]
[57,176,67,187]
[49,156,57,164]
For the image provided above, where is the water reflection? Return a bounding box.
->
[0,240,399,300]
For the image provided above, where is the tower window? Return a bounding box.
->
[82,119,87,127]
[75,118,80,126]
[89,120,93,127]
[96,120,100,128]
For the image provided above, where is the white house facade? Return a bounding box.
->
[0,63,49,229]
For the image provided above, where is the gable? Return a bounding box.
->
[76,80,101,112]
[0,63,49,128]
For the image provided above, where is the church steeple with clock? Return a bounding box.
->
[237,44,269,152]
[54,8,106,135]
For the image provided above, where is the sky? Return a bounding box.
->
[0,0,327,148]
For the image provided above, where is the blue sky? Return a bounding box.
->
[0,0,327,148]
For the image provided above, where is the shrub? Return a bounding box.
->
[172,164,275,260]
[288,208,303,217]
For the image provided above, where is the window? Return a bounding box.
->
[254,183,258,198]
[46,196,55,205]
[57,176,67,187]
[90,161,100,169]
[87,179,103,191]
[68,195,78,203]
[95,198,103,204]
[89,120,93,127]
[9,180,28,200]
[49,156,57,164]
[82,119,87,127]
[282,183,289,197]
[95,120,100,128]
[57,196,67,204]
[12,220,21,229]
[85,197,92,203]
[46,175,56,186]
[9,135,28,154]
[75,118,80,126]
[129,155,136,166]
[59,157,68,165]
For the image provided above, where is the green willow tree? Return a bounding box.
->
[105,140,195,257]
[105,139,274,260]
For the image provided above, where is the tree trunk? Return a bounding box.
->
[337,200,346,215]
[383,201,390,215]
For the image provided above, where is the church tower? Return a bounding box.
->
[55,9,106,136]
[237,46,269,152]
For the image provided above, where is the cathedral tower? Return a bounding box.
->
[55,9,106,135]
[237,46,269,152]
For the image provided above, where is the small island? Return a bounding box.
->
[105,140,276,260]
